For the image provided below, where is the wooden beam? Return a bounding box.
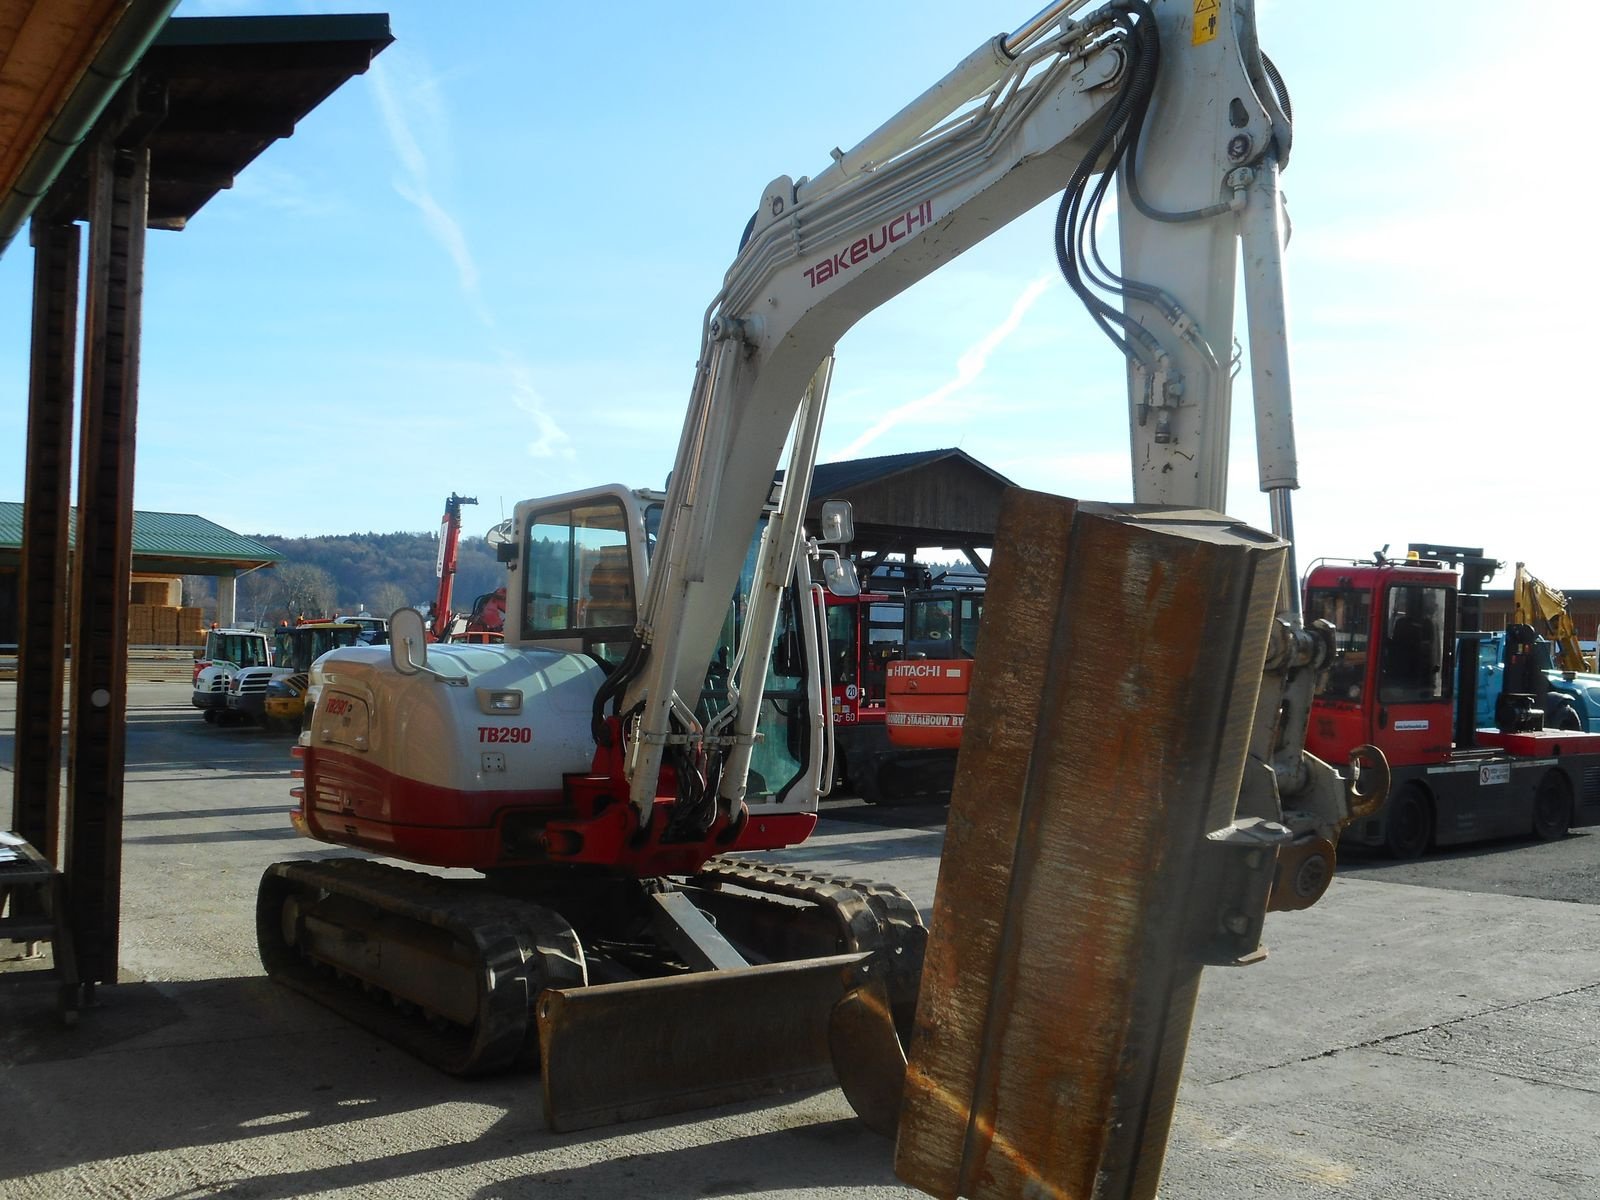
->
[154,103,294,138]
[12,214,79,860]
[64,133,148,993]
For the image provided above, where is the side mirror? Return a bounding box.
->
[489,519,518,564]
[389,607,429,676]
[821,553,860,598]
[817,499,854,545]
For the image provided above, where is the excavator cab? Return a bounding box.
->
[904,588,983,660]
[885,585,985,751]
[517,491,645,668]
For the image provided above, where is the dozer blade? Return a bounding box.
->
[538,952,870,1133]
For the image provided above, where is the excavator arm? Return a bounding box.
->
[615,0,1329,831]
[428,492,476,642]
[1514,562,1592,672]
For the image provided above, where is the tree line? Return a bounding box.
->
[183,531,507,628]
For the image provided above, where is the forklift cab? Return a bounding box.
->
[1305,560,1456,770]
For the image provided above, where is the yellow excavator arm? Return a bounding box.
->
[1513,562,1593,672]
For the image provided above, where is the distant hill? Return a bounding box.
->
[220,530,507,625]
[189,531,974,628]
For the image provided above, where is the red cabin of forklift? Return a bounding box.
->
[1305,558,1457,771]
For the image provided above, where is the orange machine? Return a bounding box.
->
[885,585,983,751]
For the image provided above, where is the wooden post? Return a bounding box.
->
[64,136,149,991]
[12,218,81,860]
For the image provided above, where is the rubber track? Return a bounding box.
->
[696,857,927,1000]
[257,858,585,1077]
[260,856,926,1078]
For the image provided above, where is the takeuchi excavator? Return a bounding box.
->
[256,0,1378,1158]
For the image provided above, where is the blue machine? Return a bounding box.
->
[1467,630,1600,732]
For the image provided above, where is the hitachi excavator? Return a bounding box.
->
[256,0,1379,1167]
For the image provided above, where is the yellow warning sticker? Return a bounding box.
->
[1193,0,1220,45]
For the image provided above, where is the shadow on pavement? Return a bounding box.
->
[1338,827,1596,874]
[0,971,903,1200]
[478,1118,900,1200]
[0,974,525,1178]
[820,797,949,829]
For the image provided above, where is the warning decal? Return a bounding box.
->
[1193,0,1220,45]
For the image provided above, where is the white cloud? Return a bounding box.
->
[502,352,574,460]
[833,275,1056,459]
[393,178,483,313]
[371,54,482,312]
[369,48,570,462]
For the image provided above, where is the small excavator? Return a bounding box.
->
[257,1,1381,1192]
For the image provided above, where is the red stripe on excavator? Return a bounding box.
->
[296,746,818,873]
[295,745,564,866]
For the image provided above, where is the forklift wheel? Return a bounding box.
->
[1384,784,1432,860]
[1532,771,1573,842]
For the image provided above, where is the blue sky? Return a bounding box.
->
[1,1,1593,589]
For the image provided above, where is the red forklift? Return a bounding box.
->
[1304,549,1600,858]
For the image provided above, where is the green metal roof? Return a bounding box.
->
[0,502,281,572]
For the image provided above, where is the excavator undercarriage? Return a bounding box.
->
[257,854,925,1128]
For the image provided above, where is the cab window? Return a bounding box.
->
[1308,586,1371,703]
[958,595,983,657]
[522,499,636,663]
[826,603,858,685]
[1378,584,1452,704]
[222,634,267,668]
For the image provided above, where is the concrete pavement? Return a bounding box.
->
[2,681,1597,1198]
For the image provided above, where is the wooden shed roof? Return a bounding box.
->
[799,448,1015,554]
[1,8,391,247]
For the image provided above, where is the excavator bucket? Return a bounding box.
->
[894,491,1289,1200]
[537,952,872,1133]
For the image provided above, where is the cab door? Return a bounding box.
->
[1371,578,1455,768]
